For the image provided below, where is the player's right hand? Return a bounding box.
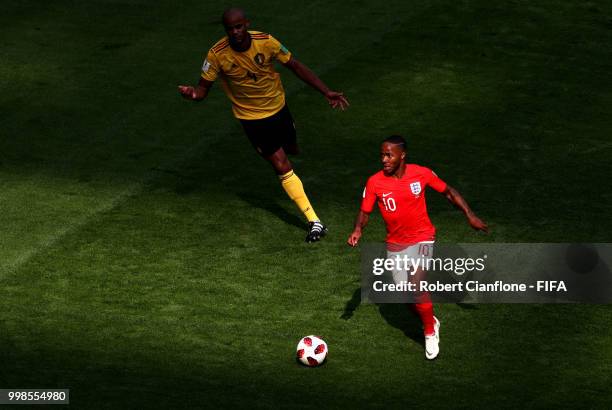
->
[178,85,195,99]
[347,230,362,247]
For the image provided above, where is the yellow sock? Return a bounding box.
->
[279,170,319,222]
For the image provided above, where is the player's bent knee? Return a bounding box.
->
[265,149,293,175]
[273,160,293,175]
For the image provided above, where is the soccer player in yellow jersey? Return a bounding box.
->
[179,8,349,242]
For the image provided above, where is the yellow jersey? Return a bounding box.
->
[201,31,292,120]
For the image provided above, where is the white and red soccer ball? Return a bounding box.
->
[296,335,328,367]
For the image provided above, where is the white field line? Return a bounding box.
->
[0,134,215,278]
[1,182,144,275]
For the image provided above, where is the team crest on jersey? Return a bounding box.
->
[254,53,265,66]
[410,182,422,195]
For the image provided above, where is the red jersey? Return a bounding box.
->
[361,164,447,247]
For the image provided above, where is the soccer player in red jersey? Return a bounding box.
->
[347,135,488,359]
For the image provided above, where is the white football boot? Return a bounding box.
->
[425,316,440,360]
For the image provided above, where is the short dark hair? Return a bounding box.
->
[222,7,247,24]
[382,135,406,151]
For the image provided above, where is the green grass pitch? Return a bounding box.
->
[1,0,612,408]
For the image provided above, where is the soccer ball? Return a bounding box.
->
[296,335,328,367]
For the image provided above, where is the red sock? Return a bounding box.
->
[410,302,435,335]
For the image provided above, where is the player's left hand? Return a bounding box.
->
[325,91,350,110]
[468,215,489,233]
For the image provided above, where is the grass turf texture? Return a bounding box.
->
[1,0,612,408]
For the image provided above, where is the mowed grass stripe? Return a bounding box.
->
[0,1,235,273]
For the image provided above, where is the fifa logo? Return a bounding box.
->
[410,182,421,195]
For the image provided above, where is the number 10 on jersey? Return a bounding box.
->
[382,196,396,212]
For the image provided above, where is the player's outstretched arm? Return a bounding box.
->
[442,185,489,233]
[178,78,213,101]
[283,57,349,110]
[347,210,370,247]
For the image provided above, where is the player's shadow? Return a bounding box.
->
[341,287,424,346]
[237,192,305,230]
[377,304,425,346]
[340,287,361,320]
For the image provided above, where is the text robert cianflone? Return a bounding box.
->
[372,254,487,276]
[372,280,568,293]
